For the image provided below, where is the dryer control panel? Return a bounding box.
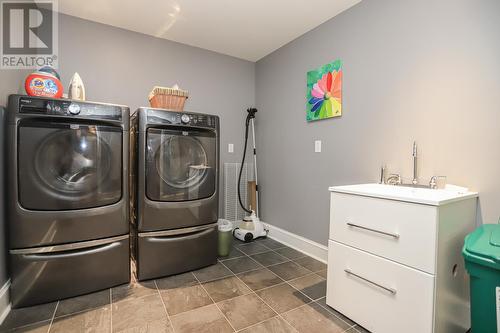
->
[147,109,218,129]
[18,96,123,120]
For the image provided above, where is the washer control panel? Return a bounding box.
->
[18,96,123,120]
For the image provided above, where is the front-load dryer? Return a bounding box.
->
[133,108,219,280]
[6,95,130,307]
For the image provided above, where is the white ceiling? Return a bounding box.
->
[58,0,361,61]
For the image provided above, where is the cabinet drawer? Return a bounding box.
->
[329,193,437,273]
[326,240,434,333]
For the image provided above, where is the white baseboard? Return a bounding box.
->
[263,222,328,263]
[0,280,11,325]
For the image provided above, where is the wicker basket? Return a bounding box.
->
[148,85,189,111]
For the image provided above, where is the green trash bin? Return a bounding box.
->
[463,224,500,333]
[218,219,233,257]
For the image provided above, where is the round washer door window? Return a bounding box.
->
[155,136,208,189]
[35,129,113,196]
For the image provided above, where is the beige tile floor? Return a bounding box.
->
[0,237,370,333]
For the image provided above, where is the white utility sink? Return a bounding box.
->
[328,183,478,206]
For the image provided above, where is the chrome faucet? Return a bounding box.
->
[381,141,445,189]
[412,141,418,185]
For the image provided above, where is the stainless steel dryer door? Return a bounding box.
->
[146,127,216,202]
[18,121,122,210]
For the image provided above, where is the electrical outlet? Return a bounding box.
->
[315,140,322,153]
[228,143,234,153]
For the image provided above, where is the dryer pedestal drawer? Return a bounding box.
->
[10,236,130,308]
[326,240,434,333]
[136,225,217,281]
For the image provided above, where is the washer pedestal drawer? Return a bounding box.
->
[136,225,217,281]
[326,240,434,333]
[10,236,130,308]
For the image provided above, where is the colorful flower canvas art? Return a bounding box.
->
[306,60,342,122]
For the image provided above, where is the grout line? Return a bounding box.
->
[51,290,117,320]
[234,315,281,332]
[267,246,316,273]
[217,259,299,333]
[191,272,237,332]
[10,289,119,332]
[194,272,234,284]
[314,270,328,279]
[109,288,159,305]
[253,281,295,295]
[280,301,356,332]
[292,259,327,273]
[222,257,265,275]
[154,279,177,333]
[265,248,327,303]
[223,255,262,265]
[236,265,286,283]
[235,241,270,248]
[252,259,290,268]
[282,254,309,261]
[238,276,286,294]
[313,299,358,331]
[46,301,59,333]
[219,255,245,262]
[273,246,309,261]
[274,280,314,304]
[271,244,289,249]
[239,249,274,256]
[6,302,59,333]
[227,266,263,276]
[264,244,352,307]
[287,271,326,284]
[209,240,344,331]
[259,258,293,269]
[342,325,358,333]
[253,250,289,259]
[250,251,289,261]
[259,239,290,251]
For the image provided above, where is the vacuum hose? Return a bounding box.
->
[237,108,257,214]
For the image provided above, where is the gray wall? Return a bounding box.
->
[0,71,28,106]
[0,13,255,163]
[0,14,255,286]
[56,14,255,166]
[256,0,500,245]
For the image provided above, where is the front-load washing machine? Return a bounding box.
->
[6,95,130,308]
[133,108,219,281]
